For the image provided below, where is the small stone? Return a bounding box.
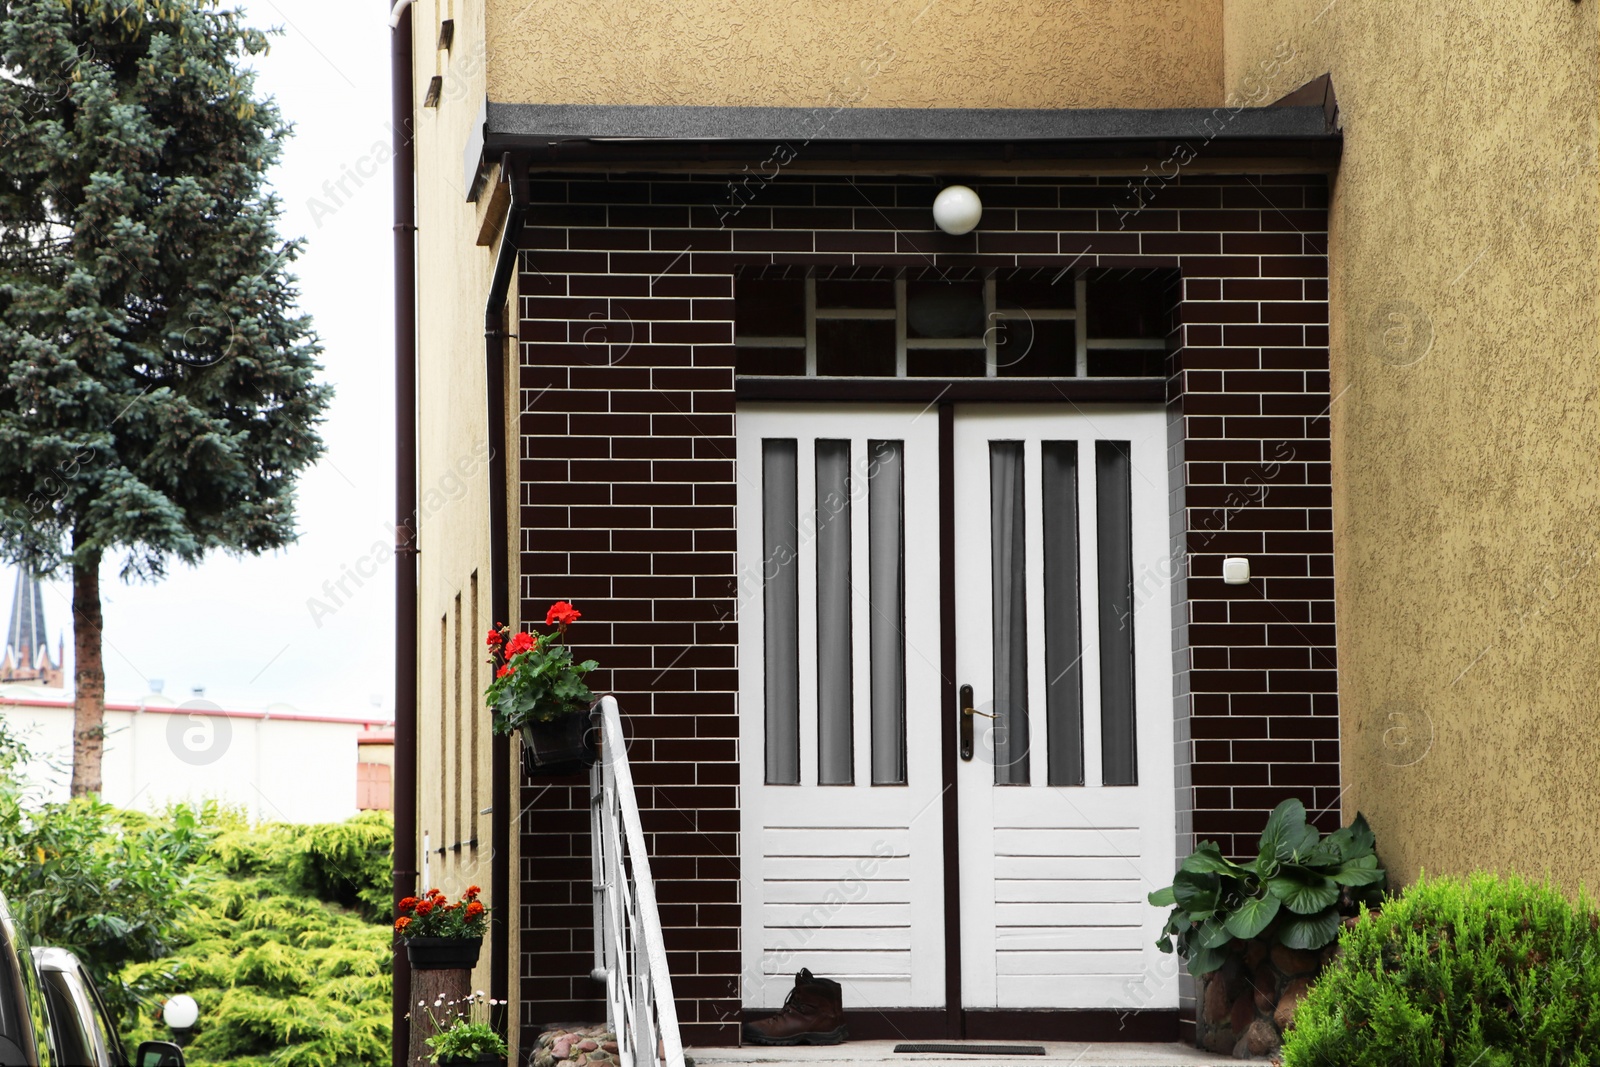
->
[1244,1017,1280,1056]
[552,1038,573,1059]
[1270,943,1320,977]
[1203,972,1231,1024]
[587,1051,611,1063]
[1276,977,1313,1031]
[601,1042,619,1054]
[1230,992,1255,1035]
[1252,982,1276,1014]
[534,1053,555,1067]
[578,1039,599,1052]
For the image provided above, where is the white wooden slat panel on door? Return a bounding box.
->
[738,404,945,1012]
[992,902,1147,927]
[994,928,1144,952]
[762,903,914,926]
[993,880,1146,904]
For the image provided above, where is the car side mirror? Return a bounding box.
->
[135,1040,186,1067]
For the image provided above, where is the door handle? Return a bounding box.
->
[959,684,992,761]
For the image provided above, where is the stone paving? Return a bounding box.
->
[687,1038,1262,1066]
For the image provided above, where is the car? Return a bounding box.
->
[31,947,186,1067]
[0,887,186,1067]
[0,892,50,1067]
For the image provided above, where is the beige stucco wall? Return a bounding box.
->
[410,0,517,1024]
[1222,2,1600,889]
[484,0,1224,109]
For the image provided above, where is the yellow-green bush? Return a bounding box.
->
[1282,873,1600,1067]
[121,813,393,1066]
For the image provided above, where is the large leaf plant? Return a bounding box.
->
[1149,799,1386,975]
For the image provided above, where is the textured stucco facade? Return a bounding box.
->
[1223,2,1600,888]
[484,0,1224,109]
[408,0,515,1033]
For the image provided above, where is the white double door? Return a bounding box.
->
[737,403,1176,1014]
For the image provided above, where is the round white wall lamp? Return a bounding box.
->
[933,185,983,235]
[163,994,200,1031]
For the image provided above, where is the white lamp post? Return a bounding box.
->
[163,994,199,1047]
[933,184,983,235]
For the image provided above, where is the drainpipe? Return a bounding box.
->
[484,153,527,1040]
[390,1,418,1065]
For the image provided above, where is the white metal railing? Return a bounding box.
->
[589,696,686,1067]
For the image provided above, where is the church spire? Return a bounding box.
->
[2,566,63,687]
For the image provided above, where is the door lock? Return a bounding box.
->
[959,684,992,761]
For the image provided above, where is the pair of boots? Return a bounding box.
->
[742,969,848,1046]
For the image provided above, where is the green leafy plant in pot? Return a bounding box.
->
[1150,798,1387,975]
[484,601,600,775]
[1151,799,1387,1055]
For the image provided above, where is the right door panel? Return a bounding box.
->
[953,405,1178,1011]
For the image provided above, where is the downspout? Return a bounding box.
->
[390,1,418,1065]
[485,154,527,1039]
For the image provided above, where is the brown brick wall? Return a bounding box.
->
[513,170,1335,1047]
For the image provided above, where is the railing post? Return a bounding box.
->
[588,696,684,1067]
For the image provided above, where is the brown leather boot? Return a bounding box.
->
[742,969,848,1046]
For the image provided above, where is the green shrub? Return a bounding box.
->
[0,716,395,1063]
[1282,873,1600,1067]
[0,722,214,1027]
[286,812,395,922]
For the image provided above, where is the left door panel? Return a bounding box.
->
[738,404,946,1011]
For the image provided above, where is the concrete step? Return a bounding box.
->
[687,1039,1256,1066]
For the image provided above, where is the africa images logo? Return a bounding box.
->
[166,699,233,766]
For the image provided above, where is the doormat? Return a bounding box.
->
[894,1045,1047,1056]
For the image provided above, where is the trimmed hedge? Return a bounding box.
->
[1283,873,1600,1066]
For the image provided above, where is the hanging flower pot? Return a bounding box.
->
[406,935,484,971]
[395,887,489,970]
[484,601,602,778]
[519,708,599,778]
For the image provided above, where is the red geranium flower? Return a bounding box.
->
[486,628,504,648]
[546,601,581,630]
[504,631,537,657]
[496,665,515,679]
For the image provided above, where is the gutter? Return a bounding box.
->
[484,153,527,1040]
[389,1,419,1064]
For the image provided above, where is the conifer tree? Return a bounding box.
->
[0,0,331,795]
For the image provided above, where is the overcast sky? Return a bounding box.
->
[13,1,397,719]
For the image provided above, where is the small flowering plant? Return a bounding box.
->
[483,600,599,735]
[394,886,489,941]
[418,991,508,1065]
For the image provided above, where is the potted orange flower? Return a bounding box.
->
[395,886,490,970]
[483,601,600,776]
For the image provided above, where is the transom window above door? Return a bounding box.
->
[734,268,1174,380]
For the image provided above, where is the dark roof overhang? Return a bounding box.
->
[480,95,1341,170]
